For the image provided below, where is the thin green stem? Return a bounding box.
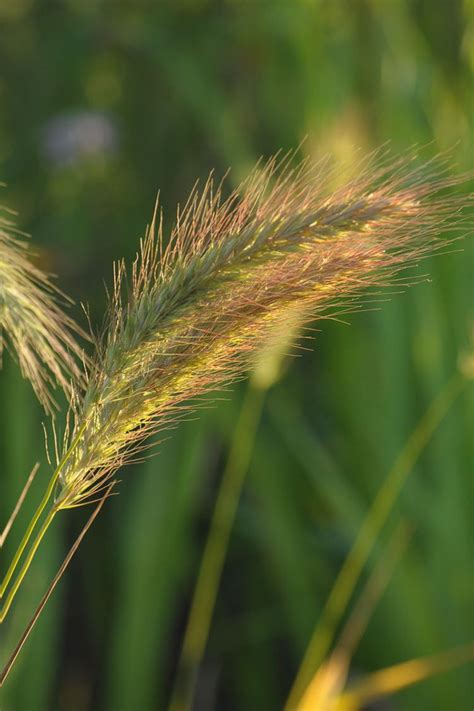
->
[285,372,467,710]
[0,483,114,687]
[0,475,57,599]
[0,506,57,622]
[169,383,267,711]
[297,522,412,711]
[0,464,39,550]
[0,420,86,601]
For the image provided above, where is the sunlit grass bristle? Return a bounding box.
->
[0,211,88,413]
[54,148,471,510]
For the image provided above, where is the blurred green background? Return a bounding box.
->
[0,1,473,709]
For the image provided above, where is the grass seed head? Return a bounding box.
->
[0,212,88,413]
[54,148,472,508]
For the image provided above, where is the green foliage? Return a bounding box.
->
[0,1,472,709]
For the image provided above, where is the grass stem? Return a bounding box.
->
[285,371,467,709]
[0,506,57,623]
[0,464,39,550]
[169,383,266,711]
[0,421,87,605]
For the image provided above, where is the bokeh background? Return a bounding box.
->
[0,1,472,710]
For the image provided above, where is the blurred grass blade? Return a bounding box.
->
[105,419,210,711]
[269,396,363,524]
[336,641,474,710]
[169,383,266,711]
[286,370,467,709]
[332,523,412,661]
[296,521,411,711]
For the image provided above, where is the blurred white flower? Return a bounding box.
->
[41,110,118,167]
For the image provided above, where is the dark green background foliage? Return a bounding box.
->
[0,1,472,709]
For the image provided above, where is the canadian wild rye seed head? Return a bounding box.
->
[53,148,472,508]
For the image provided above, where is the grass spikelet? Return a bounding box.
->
[54,148,471,509]
[0,209,87,413]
